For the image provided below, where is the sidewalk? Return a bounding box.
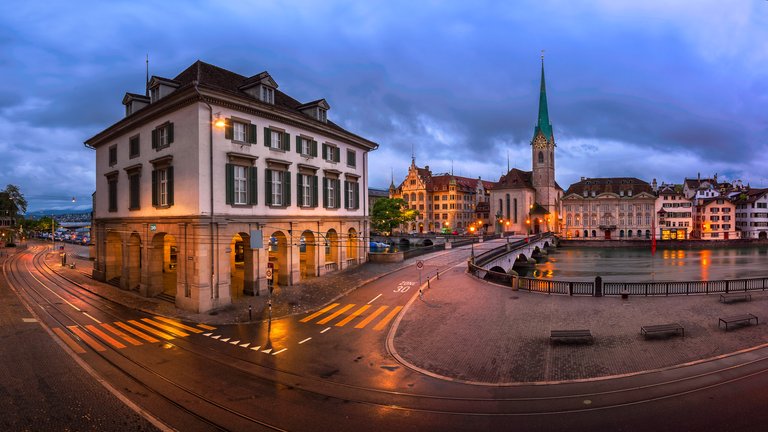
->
[57,242,424,325]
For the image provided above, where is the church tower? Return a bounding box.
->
[531,55,558,226]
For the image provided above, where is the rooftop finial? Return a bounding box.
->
[541,49,545,61]
[145,54,149,97]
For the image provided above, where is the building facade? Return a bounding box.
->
[85,61,378,313]
[389,159,493,233]
[655,183,693,240]
[490,58,562,235]
[733,188,768,239]
[692,197,739,240]
[561,177,656,240]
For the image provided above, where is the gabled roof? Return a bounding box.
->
[494,168,533,190]
[564,177,653,197]
[731,188,768,204]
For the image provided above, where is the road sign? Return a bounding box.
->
[416,261,424,269]
[266,268,273,280]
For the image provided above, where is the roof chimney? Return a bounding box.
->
[580,176,586,181]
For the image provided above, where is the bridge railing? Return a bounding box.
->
[473,233,552,268]
[603,278,768,296]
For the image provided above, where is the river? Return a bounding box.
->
[519,245,768,282]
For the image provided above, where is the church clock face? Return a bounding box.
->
[534,136,548,149]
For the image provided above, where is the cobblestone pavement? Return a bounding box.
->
[46,242,768,384]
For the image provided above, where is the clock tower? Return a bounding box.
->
[531,56,558,225]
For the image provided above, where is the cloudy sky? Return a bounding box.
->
[1,1,767,212]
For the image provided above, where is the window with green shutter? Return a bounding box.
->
[249,167,258,204]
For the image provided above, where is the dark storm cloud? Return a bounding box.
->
[1,1,766,211]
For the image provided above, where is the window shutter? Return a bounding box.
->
[283,171,291,206]
[344,181,349,209]
[224,119,233,140]
[168,123,174,144]
[151,129,157,149]
[265,169,273,205]
[296,173,303,205]
[354,182,359,209]
[283,132,290,151]
[295,136,301,153]
[323,177,328,208]
[248,124,257,144]
[311,140,318,157]
[334,147,340,163]
[264,128,271,147]
[312,175,318,207]
[225,163,234,205]
[167,166,174,205]
[151,169,158,206]
[322,144,328,160]
[334,179,341,209]
[249,167,258,205]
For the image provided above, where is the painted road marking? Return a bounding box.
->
[298,337,312,344]
[272,348,287,355]
[86,324,126,349]
[114,321,159,343]
[197,324,217,331]
[100,323,142,346]
[335,305,370,327]
[240,342,251,348]
[320,327,331,334]
[22,318,37,323]
[212,335,221,339]
[229,340,240,345]
[128,320,174,340]
[367,294,382,304]
[203,333,213,337]
[82,312,101,324]
[316,304,355,325]
[372,306,403,331]
[354,305,389,329]
[53,327,86,354]
[142,318,190,337]
[221,338,231,342]
[68,326,106,352]
[154,316,204,333]
[261,348,272,354]
[250,345,262,351]
[300,303,340,323]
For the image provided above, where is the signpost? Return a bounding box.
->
[416,260,423,293]
[266,262,274,320]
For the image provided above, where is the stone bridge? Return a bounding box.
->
[470,233,557,279]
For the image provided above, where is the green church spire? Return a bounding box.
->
[534,54,553,143]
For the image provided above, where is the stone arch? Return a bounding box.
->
[645,230,651,239]
[300,230,316,280]
[268,231,289,286]
[538,151,544,164]
[591,230,597,238]
[485,266,509,283]
[620,230,625,238]
[148,233,177,299]
[760,231,767,240]
[583,230,588,238]
[126,232,141,291]
[325,229,339,270]
[229,232,252,299]
[105,230,123,286]
[399,238,410,250]
[347,228,358,264]
[423,239,433,247]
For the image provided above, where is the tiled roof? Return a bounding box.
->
[494,168,533,189]
[564,177,653,197]
[731,188,768,204]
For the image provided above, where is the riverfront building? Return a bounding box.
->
[733,188,768,240]
[655,183,693,240]
[490,58,563,235]
[85,61,378,313]
[389,160,494,233]
[692,197,739,240]
[561,177,656,240]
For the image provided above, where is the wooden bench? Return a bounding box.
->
[550,329,593,344]
[641,323,684,338]
[719,293,752,303]
[718,314,758,331]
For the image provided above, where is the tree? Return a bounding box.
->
[1,184,27,214]
[371,198,419,235]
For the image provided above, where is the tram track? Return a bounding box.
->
[3,243,768,424]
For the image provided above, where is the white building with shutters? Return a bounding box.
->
[86,61,378,313]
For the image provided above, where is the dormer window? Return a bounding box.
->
[628,190,633,197]
[150,86,160,103]
[318,107,327,123]
[261,86,274,104]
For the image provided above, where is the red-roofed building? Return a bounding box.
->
[389,158,495,233]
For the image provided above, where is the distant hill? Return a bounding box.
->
[25,209,92,219]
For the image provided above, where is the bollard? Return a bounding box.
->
[248,305,252,321]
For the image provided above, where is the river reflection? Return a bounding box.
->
[519,246,768,282]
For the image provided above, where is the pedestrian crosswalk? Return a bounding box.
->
[299,303,403,330]
[56,317,215,354]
